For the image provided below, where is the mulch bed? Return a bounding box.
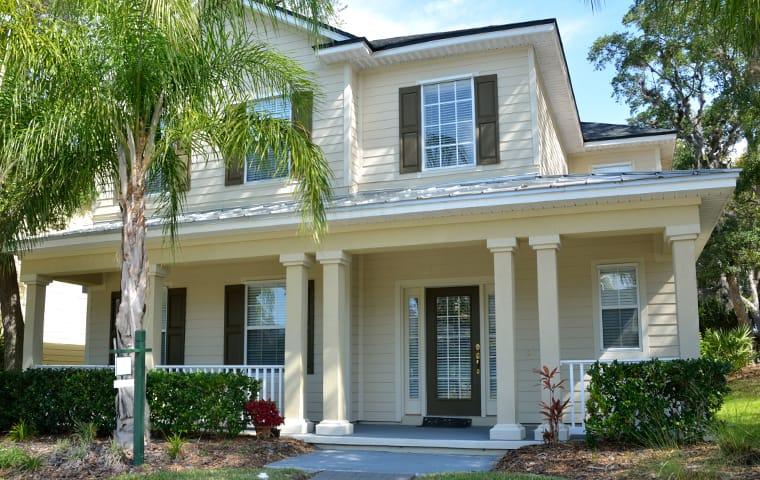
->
[495,440,760,479]
[2,435,313,479]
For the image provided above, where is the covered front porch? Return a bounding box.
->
[21,226,701,445]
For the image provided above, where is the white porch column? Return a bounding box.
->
[665,227,701,359]
[529,235,568,441]
[488,238,525,440]
[21,275,51,369]
[144,265,167,369]
[279,253,314,435]
[315,250,353,436]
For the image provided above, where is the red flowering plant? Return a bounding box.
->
[244,399,284,428]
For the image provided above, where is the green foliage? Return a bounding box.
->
[0,368,117,435]
[699,295,739,331]
[7,420,32,442]
[588,0,757,169]
[147,371,259,437]
[0,369,258,437]
[166,433,186,461]
[712,420,760,465]
[585,359,731,445]
[0,445,42,472]
[701,327,755,372]
[72,420,98,447]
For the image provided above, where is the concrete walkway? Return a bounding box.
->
[267,449,499,477]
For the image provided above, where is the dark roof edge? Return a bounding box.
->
[583,129,678,143]
[316,18,557,51]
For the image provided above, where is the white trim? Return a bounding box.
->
[243,280,287,366]
[583,134,677,150]
[416,73,475,85]
[592,162,633,174]
[402,287,423,416]
[247,3,351,42]
[591,261,650,361]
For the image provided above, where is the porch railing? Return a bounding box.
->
[155,365,284,410]
[35,364,285,411]
[560,358,675,435]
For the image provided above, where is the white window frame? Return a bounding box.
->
[243,97,292,185]
[243,280,286,366]
[403,287,424,415]
[595,263,646,358]
[592,162,633,174]
[420,77,477,172]
[160,286,168,365]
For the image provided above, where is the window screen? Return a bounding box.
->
[422,79,475,169]
[246,283,286,365]
[246,97,291,182]
[599,266,640,349]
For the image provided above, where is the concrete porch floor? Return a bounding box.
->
[291,423,541,455]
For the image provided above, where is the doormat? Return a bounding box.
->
[421,417,472,428]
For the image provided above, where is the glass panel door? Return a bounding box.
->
[425,286,481,416]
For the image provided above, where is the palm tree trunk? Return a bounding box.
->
[114,138,151,447]
[0,253,23,371]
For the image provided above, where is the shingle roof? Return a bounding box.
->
[46,170,736,239]
[581,122,676,142]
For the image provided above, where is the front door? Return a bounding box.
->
[425,286,481,416]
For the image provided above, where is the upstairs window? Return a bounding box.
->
[599,265,641,350]
[246,97,291,182]
[422,79,475,170]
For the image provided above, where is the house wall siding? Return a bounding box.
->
[92,23,346,223]
[569,146,662,173]
[356,47,536,192]
[534,67,567,175]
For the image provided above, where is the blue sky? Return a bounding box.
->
[337,0,633,124]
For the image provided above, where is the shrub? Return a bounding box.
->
[147,370,259,437]
[166,433,186,461]
[244,399,284,428]
[701,327,755,373]
[535,366,570,445]
[72,420,97,447]
[0,445,41,472]
[0,368,259,438]
[7,420,32,442]
[585,358,731,446]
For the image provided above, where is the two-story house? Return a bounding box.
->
[19,13,739,448]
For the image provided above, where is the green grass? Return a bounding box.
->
[0,444,42,472]
[423,473,563,480]
[117,467,307,480]
[717,374,760,427]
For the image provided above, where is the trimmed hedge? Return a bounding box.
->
[147,370,258,436]
[585,358,731,445]
[0,368,259,437]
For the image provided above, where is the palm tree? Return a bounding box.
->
[0,0,334,446]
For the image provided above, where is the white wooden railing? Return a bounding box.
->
[155,365,284,410]
[560,358,675,435]
[35,364,284,411]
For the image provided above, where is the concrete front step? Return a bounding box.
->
[292,433,540,455]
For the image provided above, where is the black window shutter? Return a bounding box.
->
[474,74,500,165]
[108,291,121,366]
[399,85,421,173]
[292,91,314,139]
[307,279,315,375]
[224,284,246,365]
[166,288,187,365]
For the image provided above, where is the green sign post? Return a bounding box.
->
[112,329,151,466]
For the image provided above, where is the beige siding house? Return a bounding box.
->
[20,15,738,447]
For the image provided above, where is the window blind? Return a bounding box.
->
[246,97,291,182]
[435,295,472,400]
[246,283,286,365]
[599,266,640,349]
[488,293,496,400]
[407,297,420,400]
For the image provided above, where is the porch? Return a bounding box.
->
[21,228,701,443]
